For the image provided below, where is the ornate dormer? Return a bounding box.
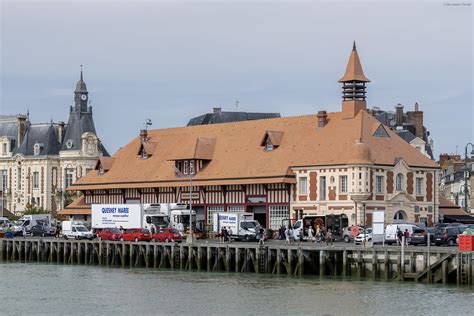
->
[81,132,98,156]
[33,142,44,156]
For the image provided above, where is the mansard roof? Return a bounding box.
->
[70,109,438,191]
[16,123,62,156]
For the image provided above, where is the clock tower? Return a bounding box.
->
[74,67,89,113]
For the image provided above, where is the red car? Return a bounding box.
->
[152,228,182,243]
[120,228,152,242]
[97,228,123,241]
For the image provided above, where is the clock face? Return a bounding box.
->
[81,94,87,101]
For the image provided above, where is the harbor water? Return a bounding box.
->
[0,263,472,315]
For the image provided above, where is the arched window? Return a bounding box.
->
[394,210,406,221]
[396,173,403,191]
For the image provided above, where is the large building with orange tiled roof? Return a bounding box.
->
[64,43,440,233]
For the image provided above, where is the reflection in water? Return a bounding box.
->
[0,263,472,315]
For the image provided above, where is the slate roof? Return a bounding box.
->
[16,123,62,156]
[0,116,19,148]
[187,111,281,126]
[395,130,417,143]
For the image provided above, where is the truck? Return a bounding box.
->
[212,212,258,241]
[292,215,325,241]
[169,209,197,237]
[92,204,171,233]
[13,214,53,236]
[62,221,93,240]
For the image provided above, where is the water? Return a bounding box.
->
[0,263,473,315]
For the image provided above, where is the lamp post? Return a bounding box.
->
[464,143,474,213]
[186,170,194,244]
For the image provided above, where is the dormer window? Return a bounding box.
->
[183,161,189,175]
[373,124,390,138]
[2,142,7,156]
[261,130,283,152]
[189,160,195,175]
[99,166,104,175]
[265,138,274,151]
[33,143,44,156]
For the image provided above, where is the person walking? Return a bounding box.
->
[315,224,321,244]
[22,225,27,239]
[325,229,333,247]
[397,228,403,246]
[308,226,315,242]
[404,229,410,246]
[284,226,291,245]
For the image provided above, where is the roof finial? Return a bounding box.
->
[353,41,356,51]
[80,64,83,81]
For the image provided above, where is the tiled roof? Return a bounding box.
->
[70,109,438,190]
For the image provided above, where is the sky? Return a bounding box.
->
[1,0,472,157]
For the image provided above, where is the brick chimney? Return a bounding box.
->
[395,104,404,127]
[412,103,424,139]
[139,129,148,143]
[17,114,27,148]
[317,110,328,127]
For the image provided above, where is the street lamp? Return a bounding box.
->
[464,143,474,213]
[187,168,194,244]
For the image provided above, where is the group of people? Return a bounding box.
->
[220,226,233,242]
[396,228,410,246]
[281,224,333,246]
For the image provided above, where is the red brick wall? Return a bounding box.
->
[309,172,317,201]
[328,186,336,200]
[387,171,394,194]
[407,172,413,194]
[426,173,433,202]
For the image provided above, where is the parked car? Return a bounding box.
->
[152,228,182,243]
[354,228,372,245]
[410,228,429,245]
[120,228,151,242]
[97,228,123,241]
[30,225,54,237]
[434,226,464,246]
[342,226,363,243]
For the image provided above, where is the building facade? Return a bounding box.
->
[66,44,440,233]
[0,71,107,215]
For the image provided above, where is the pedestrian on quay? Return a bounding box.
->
[279,225,286,240]
[55,224,61,239]
[325,229,333,247]
[397,228,403,246]
[404,229,410,246]
[228,227,233,241]
[285,226,291,245]
[315,224,321,244]
[220,226,226,242]
[308,226,315,242]
[22,225,27,239]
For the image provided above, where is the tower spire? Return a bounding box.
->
[353,40,356,51]
[80,64,83,81]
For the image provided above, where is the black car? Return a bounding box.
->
[434,226,464,246]
[410,228,428,245]
[31,225,53,237]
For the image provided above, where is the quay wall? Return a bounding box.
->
[0,239,473,286]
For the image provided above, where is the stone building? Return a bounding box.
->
[0,71,108,216]
[66,43,439,231]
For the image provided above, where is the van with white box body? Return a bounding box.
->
[213,212,258,241]
[385,224,419,244]
[62,221,93,240]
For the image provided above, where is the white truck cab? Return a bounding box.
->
[62,221,93,240]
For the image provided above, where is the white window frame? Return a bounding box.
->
[416,177,423,196]
[265,138,273,151]
[269,205,288,230]
[183,161,189,175]
[227,205,245,213]
[17,167,21,190]
[65,168,74,188]
[2,143,7,156]
[299,177,307,195]
[376,175,384,194]
[396,173,403,192]
[189,160,195,175]
[339,175,348,193]
[32,171,39,190]
[319,176,326,201]
[1,169,7,192]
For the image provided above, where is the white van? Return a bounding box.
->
[385,224,419,244]
[62,221,93,240]
[0,217,11,227]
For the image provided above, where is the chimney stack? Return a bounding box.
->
[395,104,404,127]
[17,114,27,148]
[58,121,65,144]
[213,107,221,114]
[139,129,148,143]
[317,110,328,128]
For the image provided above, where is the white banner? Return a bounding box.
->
[91,204,141,229]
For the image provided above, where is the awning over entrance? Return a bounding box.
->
[439,196,474,224]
